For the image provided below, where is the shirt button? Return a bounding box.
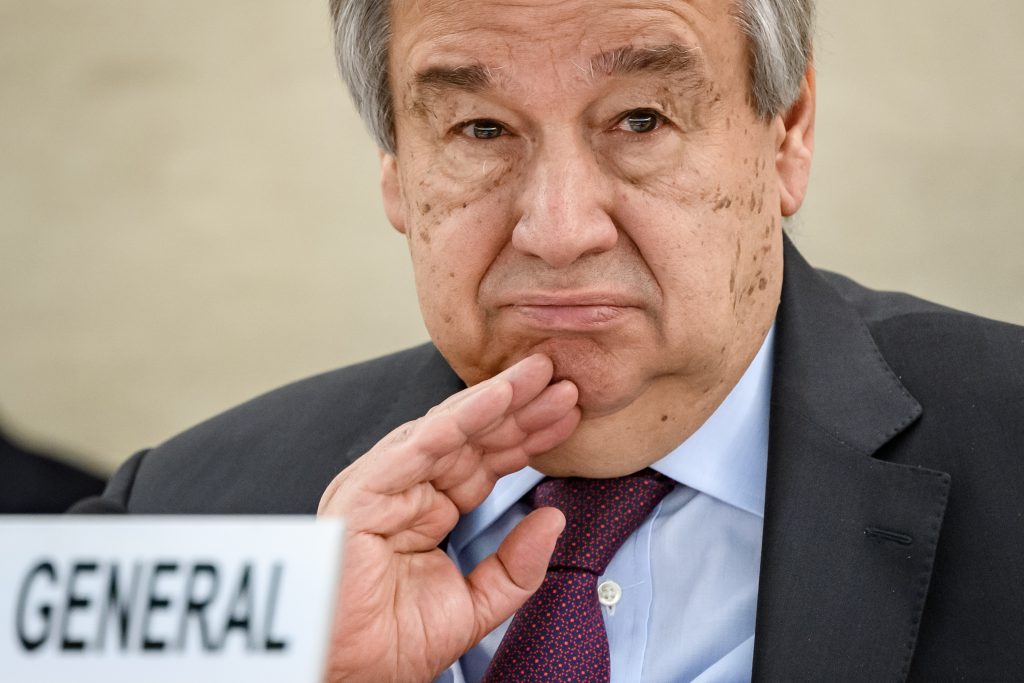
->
[597,579,622,607]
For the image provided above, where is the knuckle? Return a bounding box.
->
[425,399,454,418]
[381,418,419,447]
[414,412,463,452]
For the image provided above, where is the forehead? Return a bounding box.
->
[389,0,743,87]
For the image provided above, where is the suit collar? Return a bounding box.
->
[769,236,922,455]
[753,237,950,681]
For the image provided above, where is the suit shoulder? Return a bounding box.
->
[821,270,1024,398]
[174,342,454,442]
[121,343,464,513]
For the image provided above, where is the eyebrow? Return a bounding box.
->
[414,63,494,96]
[409,42,707,106]
[588,43,705,83]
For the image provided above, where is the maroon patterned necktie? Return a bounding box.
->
[482,469,674,682]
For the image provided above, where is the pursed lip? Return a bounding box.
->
[496,291,644,330]
[495,290,645,308]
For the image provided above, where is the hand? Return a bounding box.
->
[317,354,580,682]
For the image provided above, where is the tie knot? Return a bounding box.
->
[530,469,673,574]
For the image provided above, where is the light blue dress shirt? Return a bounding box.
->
[438,327,773,683]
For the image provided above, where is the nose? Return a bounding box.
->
[512,137,617,268]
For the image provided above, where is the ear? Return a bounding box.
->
[776,61,816,217]
[380,150,407,235]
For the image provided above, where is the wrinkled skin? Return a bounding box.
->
[319,0,815,680]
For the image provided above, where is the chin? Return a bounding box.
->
[537,337,642,417]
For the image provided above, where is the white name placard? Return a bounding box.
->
[0,516,343,683]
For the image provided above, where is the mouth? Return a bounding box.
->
[498,292,642,332]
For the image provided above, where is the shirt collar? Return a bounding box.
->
[650,325,773,518]
[449,325,774,553]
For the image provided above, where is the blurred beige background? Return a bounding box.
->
[1,1,1021,476]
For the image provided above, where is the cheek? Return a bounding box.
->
[600,129,709,197]
[399,138,522,247]
[726,154,783,298]
[699,167,783,351]
[611,148,733,296]
[399,160,523,369]
[612,144,782,337]
[435,141,520,189]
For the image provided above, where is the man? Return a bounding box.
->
[75,0,1024,680]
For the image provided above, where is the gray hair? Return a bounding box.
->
[328,0,815,153]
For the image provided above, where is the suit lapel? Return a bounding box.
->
[752,240,951,682]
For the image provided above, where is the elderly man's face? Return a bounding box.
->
[381,0,812,465]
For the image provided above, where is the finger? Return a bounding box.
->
[521,406,582,456]
[432,381,578,504]
[317,380,511,515]
[321,355,557,515]
[437,353,554,417]
[438,406,582,514]
[465,507,566,646]
[473,380,578,452]
[421,378,517,455]
[500,353,557,413]
[510,379,579,432]
[416,358,562,486]
[355,379,515,498]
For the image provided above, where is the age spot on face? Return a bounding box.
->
[713,195,733,211]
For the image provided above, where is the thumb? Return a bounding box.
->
[465,506,565,645]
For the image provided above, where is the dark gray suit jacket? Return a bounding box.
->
[77,239,1024,681]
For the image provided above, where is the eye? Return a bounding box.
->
[616,109,663,134]
[460,119,507,140]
